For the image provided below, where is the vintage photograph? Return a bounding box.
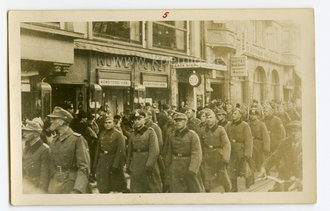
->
[8,9,316,205]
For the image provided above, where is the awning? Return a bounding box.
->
[173,62,227,71]
[75,40,172,61]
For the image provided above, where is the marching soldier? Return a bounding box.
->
[126,110,162,193]
[200,109,231,192]
[47,106,90,194]
[165,113,205,193]
[264,105,286,153]
[93,116,127,193]
[22,118,50,193]
[226,108,253,192]
[248,109,270,172]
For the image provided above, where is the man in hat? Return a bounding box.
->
[247,108,270,187]
[126,110,162,193]
[264,105,286,153]
[47,106,90,194]
[184,107,201,133]
[22,118,50,193]
[165,112,204,192]
[93,116,127,193]
[200,109,231,192]
[96,106,108,134]
[226,108,253,191]
[260,120,302,191]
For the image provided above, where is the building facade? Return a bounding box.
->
[20,20,300,119]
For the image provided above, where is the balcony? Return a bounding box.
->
[206,27,237,50]
[281,51,298,66]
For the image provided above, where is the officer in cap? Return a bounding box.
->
[96,106,108,134]
[47,106,90,194]
[200,108,231,192]
[126,110,162,193]
[93,116,127,193]
[165,112,205,192]
[22,118,50,193]
[226,108,253,191]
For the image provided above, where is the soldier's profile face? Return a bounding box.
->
[22,130,38,142]
[185,110,193,118]
[200,113,206,122]
[217,113,226,121]
[104,120,114,130]
[232,110,241,121]
[134,117,145,128]
[49,118,65,131]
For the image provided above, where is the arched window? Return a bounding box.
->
[271,70,280,101]
[253,67,266,103]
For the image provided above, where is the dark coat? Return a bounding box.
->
[264,115,286,152]
[200,124,231,192]
[96,114,107,134]
[94,128,126,193]
[249,119,270,171]
[23,140,50,193]
[48,128,90,194]
[165,128,205,193]
[127,126,162,193]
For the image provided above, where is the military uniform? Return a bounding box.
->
[165,127,205,193]
[94,128,127,193]
[48,128,90,194]
[200,124,231,192]
[127,126,162,193]
[249,119,270,171]
[23,140,50,193]
[226,120,253,191]
[264,115,286,153]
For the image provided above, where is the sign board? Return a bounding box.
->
[143,81,167,88]
[231,56,247,77]
[99,79,131,87]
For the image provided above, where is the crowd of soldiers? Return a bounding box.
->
[21,99,303,194]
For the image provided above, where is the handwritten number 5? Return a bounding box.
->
[163,12,169,18]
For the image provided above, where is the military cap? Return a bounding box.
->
[105,116,114,122]
[114,115,121,120]
[132,110,146,120]
[173,112,188,120]
[22,118,43,133]
[286,120,302,130]
[203,108,215,117]
[249,108,259,115]
[47,106,73,122]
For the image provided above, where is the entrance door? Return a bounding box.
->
[52,84,77,110]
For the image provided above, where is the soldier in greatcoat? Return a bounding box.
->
[226,108,253,192]
[264,105,286,153]
[165,113,205,193]
[200,109,231,192]
[47,106,90,194]
[93,116,127,193]
[22,118,50,193]
[126,110,162,193]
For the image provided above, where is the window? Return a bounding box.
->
[253,67,266,103]
[271,70,280,100]
[93,22,142,44]
[152,21,187,52]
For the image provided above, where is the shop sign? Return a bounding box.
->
[188,72,201,87]
[96,53,132,70]
[138,62,166,73]
[143,81,167,88]
[99,79,131,87]
[231,56,247,77]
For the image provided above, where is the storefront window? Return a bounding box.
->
[93,21,142,44]
[152,21,187,52]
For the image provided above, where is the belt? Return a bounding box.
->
[173,152,190,157]
[204,145,221,149]
[133,148,148,153]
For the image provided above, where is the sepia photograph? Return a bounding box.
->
[8,9,316,205]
